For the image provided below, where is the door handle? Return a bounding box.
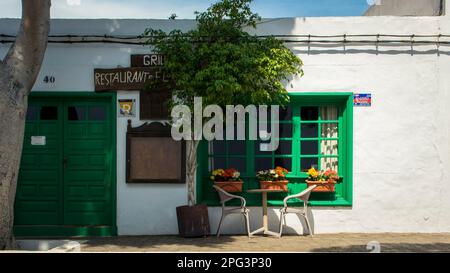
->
[63,157,68,170]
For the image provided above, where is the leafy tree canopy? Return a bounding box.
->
[144,0,303,110]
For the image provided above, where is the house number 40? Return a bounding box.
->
[43,76,55,84]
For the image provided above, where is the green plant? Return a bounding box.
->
[144,0,303,205]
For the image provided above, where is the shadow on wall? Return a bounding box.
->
[269,208,316,236]
[210,208,318,236]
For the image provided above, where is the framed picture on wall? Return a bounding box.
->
[126,120,186,183]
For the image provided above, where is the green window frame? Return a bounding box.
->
[196,92,353,207]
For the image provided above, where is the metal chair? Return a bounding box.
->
[213,185,251,237]
[278,185,317,237]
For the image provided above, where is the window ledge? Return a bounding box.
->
[267,198,351,207]
[200,197,352,207]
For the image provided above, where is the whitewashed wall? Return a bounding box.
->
[1,8,449,234]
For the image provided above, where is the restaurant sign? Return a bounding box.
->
[94,67,169,92]
[131,54,166,67]
[353,93,372,107]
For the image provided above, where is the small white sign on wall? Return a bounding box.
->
[31,136,46,146]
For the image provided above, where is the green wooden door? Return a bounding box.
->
[63,101,112,225]
[14,94,116,236]
[14,100,63,225]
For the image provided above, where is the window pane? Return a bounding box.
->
[300,158,318,172]
[89,106,106,120]
[320,106,338,120]
[275,157,292,170]
[255,157,272,171]
[321,140,338,155]
[26,106,39,121]
[210,141,226,155]
[301,140,318,155]
[321,123,339,138]
[301,106,318,121]
[279,107,292,121]
[68,106,85,121]
[228,141,245,155]
[255,141,272,155]
[40,106,58,120]
[275,140,292,155]
[321,157,338,172]
[209,157,226,171]
[301,123,318,138]
[279,123,292,138]
[228,157,246,173]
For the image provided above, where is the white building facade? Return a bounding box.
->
[1,3,449,236]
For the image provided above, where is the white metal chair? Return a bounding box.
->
[278,185,317,237]
[213,185,251,237]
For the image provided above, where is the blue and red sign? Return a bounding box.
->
[353,93,372,107]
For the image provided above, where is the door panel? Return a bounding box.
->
[63,101,112,225]
[15,101,63,225]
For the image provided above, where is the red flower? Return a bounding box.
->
[323,169,339,181]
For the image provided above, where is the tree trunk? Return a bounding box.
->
[186,140,199,206]
[0,0,51,250]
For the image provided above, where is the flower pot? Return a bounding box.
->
[176,204,211,237]
[214,181,243,192]
[259,180,289,191]
[306,180,337,192]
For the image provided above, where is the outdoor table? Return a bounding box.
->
[247,189,285,237]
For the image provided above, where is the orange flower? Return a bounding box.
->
[275,166,289,177]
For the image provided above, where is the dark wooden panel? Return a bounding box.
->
[130,137,182,180]
[126,120,186,183]
[140,89,171,120]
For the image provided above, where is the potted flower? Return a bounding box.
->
[211,168,243,192]
[305,168,340,192]
[256,166,290,191]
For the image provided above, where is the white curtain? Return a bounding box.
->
[208,142,214,171]
[320,106,338,172]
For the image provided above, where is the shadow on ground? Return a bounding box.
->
[311,243,450,253]
[74,233,450,252]
[79,235,240,251]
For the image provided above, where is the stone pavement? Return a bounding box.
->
[78,233,450,252]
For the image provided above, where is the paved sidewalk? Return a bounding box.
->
[78,233,450,252]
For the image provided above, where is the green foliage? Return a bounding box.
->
[143,0,303,110]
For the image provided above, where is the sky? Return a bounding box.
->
[0,0,372,19]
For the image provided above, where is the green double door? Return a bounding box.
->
[14,94,116,236]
